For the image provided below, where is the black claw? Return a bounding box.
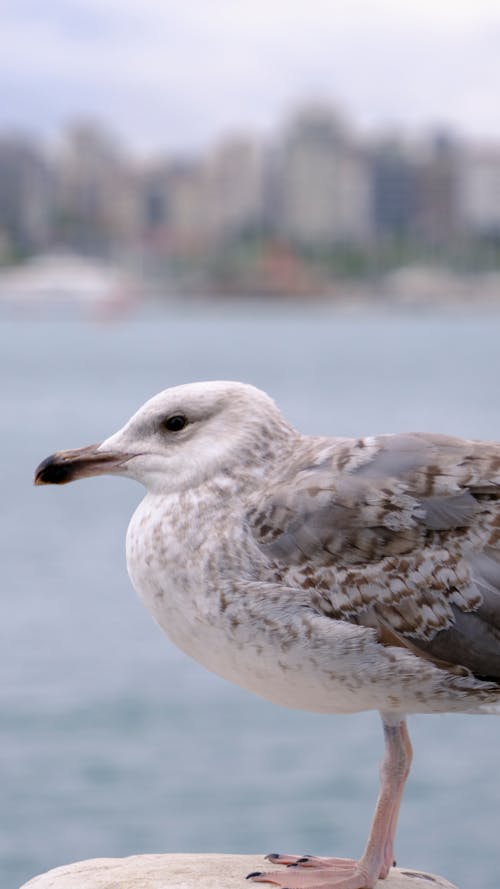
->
[286,863,298,868]
[265,854,280,860]
[246,872,264,879]
[297,857,310,864]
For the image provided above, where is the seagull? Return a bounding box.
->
[34,381,500,889]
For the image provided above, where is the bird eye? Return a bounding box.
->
[162,414,188,432]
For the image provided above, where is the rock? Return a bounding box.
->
[19,853,459,889]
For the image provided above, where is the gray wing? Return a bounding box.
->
[249,432,500,680]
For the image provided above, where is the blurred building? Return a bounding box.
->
[203,136,265,241]
[370,131,461,247]
[458,146,500,237]
[276,104,372,245]
[143,137,265,254]
[141,159,171,248]
[415,133,461,244]
[53,121,141,254]
[0,136,53,257]
[162,160,211,252]
[142,156,213,253]
[370,137,419,239]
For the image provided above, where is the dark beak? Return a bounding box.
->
[34,444,131,486]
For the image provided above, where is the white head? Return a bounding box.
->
[34,381,295,495]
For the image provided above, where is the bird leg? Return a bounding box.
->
[356,715,413,881]
[247,715,412,889]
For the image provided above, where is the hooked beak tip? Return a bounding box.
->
[33,445,131,486]
[34,452,73,486]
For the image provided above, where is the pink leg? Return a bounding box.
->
[377,720,413,878]
[247,714,412,889]
[356,716,413,882]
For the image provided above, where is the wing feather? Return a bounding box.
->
[250,432,500,680]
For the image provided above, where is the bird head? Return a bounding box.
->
[34,380,292,495]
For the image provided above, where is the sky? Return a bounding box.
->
[1,0,500,156]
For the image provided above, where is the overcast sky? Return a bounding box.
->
[2,0,500,155]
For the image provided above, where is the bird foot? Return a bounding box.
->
[246,854,379,888]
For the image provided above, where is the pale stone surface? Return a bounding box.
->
[19,853,459,889]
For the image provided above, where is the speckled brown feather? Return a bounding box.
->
[249,432,500,680]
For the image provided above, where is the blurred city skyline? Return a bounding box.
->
[2,2,500,301]
[1,95,499,303]
[2,1,500,154]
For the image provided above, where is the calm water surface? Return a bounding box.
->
[1,304,500,889]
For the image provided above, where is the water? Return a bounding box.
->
[2,303,500,889]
